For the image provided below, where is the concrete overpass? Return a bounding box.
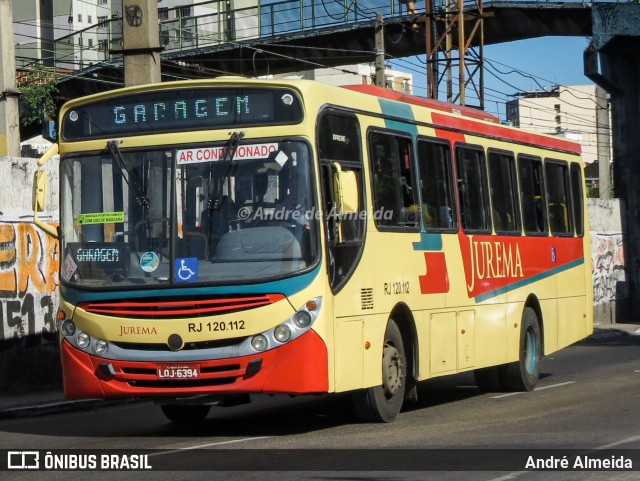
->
[52,1,595,100]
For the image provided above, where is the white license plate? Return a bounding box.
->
[156,364,200,380]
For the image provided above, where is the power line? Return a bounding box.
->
[12,1,606,136]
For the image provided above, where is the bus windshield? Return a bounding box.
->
[59,139,318,289]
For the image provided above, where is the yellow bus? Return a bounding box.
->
[33,78,593,424]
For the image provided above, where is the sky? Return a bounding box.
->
[483,36,594,118]
[392,35,594,121]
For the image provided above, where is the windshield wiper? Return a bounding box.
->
[107,140,150,208]
[224,131,244,162]
[207,131,244,211]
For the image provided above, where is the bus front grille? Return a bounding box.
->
[79,293,285,319]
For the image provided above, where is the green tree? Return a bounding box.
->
[18,69,58,127]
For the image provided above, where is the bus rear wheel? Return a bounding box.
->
[500,307,541,392]
[160,404,211,424]
[353,319,406,423]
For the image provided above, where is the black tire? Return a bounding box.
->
[474,366,504,392]
[500,307,542,392]
[160,404,211,424]
[353,319,406,422]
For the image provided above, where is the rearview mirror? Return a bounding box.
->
[32,170,47,212]
[32,170,58,238]
[332,162,359,243]
[333,162,359,216]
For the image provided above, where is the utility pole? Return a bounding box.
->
[595,85,611,199]
[426,0,439,100]
[374,13,386,88]
[0,0,20,157]
[426,0,485,109]
[122,0,162,87]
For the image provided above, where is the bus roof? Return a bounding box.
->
[341,85,500,123]
[341,84,581,155]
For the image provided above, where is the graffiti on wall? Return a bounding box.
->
[0,222,59,346]
[592,233,627,305]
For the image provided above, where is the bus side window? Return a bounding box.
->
[417,139,457,231]
[456,145,490,233]
[317,111,365,291]
[545,160,573,235]
[518,155,547,235]
[488,150,520,234]
[369,131,419,229]
[570,163,584,237]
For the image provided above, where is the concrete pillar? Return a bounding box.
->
[122,0,162,87]
[607,45,640,318]
[0,0,20,157]
[585,3,640,320]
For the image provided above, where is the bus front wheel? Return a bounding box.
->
[353,319,406,423]
[160,404,211,424]
[500,307,542,392]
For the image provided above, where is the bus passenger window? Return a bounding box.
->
[488,150,520,234]
[369,131,418,229]
[570,163,584,237]
[417,139,456,230]
[456,146,490,232]
[518,155,547,235]
[545,160,573,235]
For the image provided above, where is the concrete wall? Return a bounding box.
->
[589,198,629,324]
[0,155,60,390]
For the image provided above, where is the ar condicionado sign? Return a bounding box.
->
[176,143,278,165]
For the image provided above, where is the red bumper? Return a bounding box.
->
[61,330,329,399]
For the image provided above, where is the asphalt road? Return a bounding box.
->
[1,327,639,481]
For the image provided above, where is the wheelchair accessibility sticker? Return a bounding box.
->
[175,257,198,282]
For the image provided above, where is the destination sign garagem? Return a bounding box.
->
[62,88,303,140]
[66,242,129,279]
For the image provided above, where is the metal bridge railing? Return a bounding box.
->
[16,0,410,74]
[15,0,615,78]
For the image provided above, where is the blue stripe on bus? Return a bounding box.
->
[63,265,322,303]
[412,232,443,251]
[378,98,418,136]
[474,258,585,303]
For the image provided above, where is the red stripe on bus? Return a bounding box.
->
[432,113,581,154]
[418,252,450,294]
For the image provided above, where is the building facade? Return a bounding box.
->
[13,1,262,71]
[505,85,611,166]
[270,64,413,94]
[13,0,116,69]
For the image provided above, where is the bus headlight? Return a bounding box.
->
[93,339,109,356]
[292,310,312,328]
[61,320,76,337]
[274,324,291,343]
[240,297,322,356]
[251,334,268,352]
[76,332,91,349]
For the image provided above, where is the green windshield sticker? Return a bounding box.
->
[77,212,125,225]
